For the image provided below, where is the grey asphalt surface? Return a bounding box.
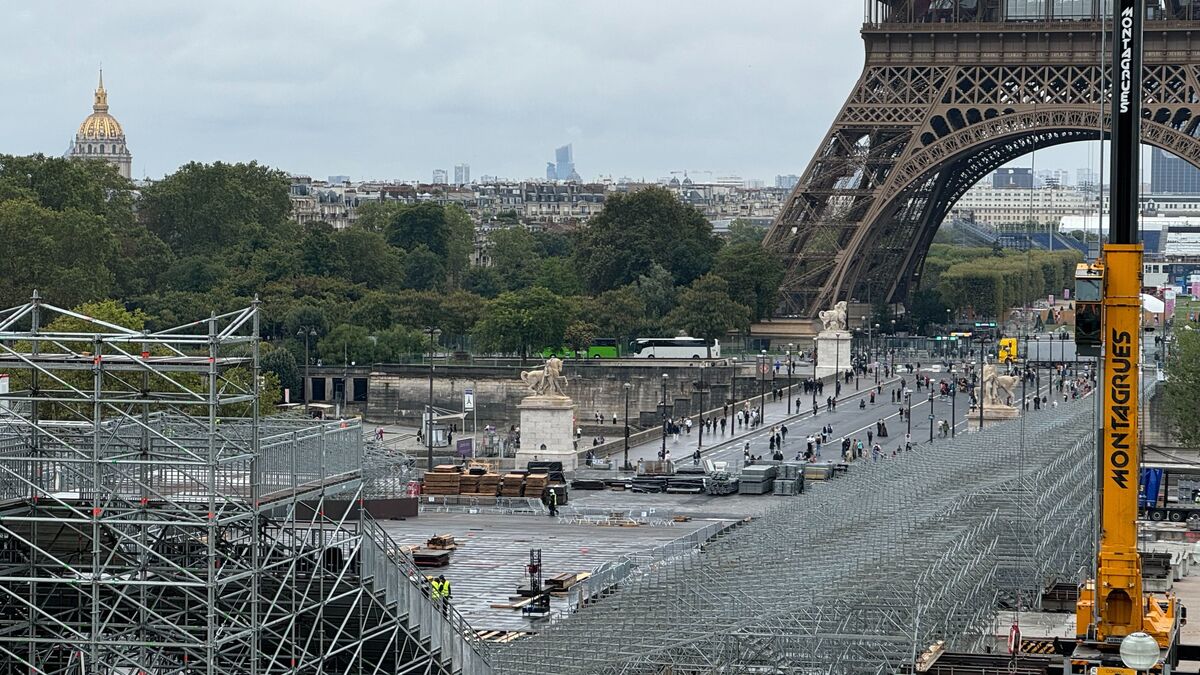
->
[624,360,1077,471]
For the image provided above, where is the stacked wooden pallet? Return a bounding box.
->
[458,473,480,493]
[500,473,526,497]
[422,465,463,495]
[524,473,549,497]
[476,473,502,495]
[426,534,457,550]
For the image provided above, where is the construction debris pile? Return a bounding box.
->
[496,398,1098,674]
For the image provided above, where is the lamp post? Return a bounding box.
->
[873,321,883,381]
[697,362,706,451]
[928,391,935,443]
[297,327,317,416]
[759,349,767,419]
[786,343,795,414]
[890,319,896,374]
[622,382,633,471]
[660,373,669,461]
[977,335,989,431]
[950,363,956,438]
[853,329,860,391]
[426,326,438,470]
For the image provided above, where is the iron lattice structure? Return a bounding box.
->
[498,398,1098,674]
[765,1,1200,316]
[0,294,489,675]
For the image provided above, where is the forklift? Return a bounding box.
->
[1070,1,1183,671]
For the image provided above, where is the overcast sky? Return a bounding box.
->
[2,0,1097,183]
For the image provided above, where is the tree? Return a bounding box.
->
[634,264,677,318]
[317,324,376,365]
[1164,330,1200,446]
[472,287,571,362]
[0,198,118,307]
[261,346,301,400]
[574,186,720,293]
[665,275,751,356]
[139,161,295,258]
[585,285,654,344]
[360,201,471,285]
[711,243,784,321]
[464,267,503,298]
[333,228,406,289]
[375,327,428,362]
[726,218,766,246]
[564,321,598,355]
[488,226,540,291]
[403,245,447,291]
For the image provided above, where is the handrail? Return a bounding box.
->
[357,509,492,665]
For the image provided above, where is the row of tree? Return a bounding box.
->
[907,244,1083,331]
[0,154,785,377]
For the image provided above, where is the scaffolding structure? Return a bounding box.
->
[499,398,1098,674]
[0,293,489,674]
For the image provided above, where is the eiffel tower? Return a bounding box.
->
[764,0,1200,318]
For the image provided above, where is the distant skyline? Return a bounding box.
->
[0,1,1131,183]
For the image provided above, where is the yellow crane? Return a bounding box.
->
[1071,1,1181,671]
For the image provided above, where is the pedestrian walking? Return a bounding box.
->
[546,489,559,516]
[692,449,701,465]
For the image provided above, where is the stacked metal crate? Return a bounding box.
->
[738,465,776,495]
[772,463,806,496]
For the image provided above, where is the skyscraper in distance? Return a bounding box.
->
[1151,149,1200,194]
[547,144,581,181]
[454,163,470,185]
[432,169,448,185]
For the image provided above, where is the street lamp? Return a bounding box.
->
[786,343,795,414]
[660,373,669,461]
[873,323,880,383]
[949,363,956,438]
[759,349,767,418]
[697,362,706,451]
[1119,632,1160,672]
[297,327,318,415]
[622,382,633,471]
[425,326,439,470]
[928,391,935,443]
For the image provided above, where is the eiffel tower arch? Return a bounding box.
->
[764,1,1200,318]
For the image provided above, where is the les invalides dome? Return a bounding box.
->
[67,70,132,179]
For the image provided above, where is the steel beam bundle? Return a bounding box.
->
[0,294,489,675]
[498,400,1098,674]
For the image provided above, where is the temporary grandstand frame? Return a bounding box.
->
[499,396,1101,674]
[0,292,489,675]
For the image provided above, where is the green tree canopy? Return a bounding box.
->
[711,243,783,321]
[139,161,295,258]
[574,186,720,293]
[1164,330,1200,447]
[665,274,751,356]
[726,218,766,246]
[563,321,598,354]
[472,287,571,362]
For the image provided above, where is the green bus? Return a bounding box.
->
[539,338,620,359]
[585,338,620,359]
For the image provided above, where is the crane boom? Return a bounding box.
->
[1073,1,1179,669]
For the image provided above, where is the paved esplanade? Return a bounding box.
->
[623,360,1067,467]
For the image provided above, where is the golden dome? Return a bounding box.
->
[77,70,124,140]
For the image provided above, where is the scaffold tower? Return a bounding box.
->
[0,292,489,674]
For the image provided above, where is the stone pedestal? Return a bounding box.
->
[514,395,578,471]
[814,330,852,380]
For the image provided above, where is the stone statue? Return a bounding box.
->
[978,364,1019,408]
[521,356,569,397]
[818,301,848,332]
